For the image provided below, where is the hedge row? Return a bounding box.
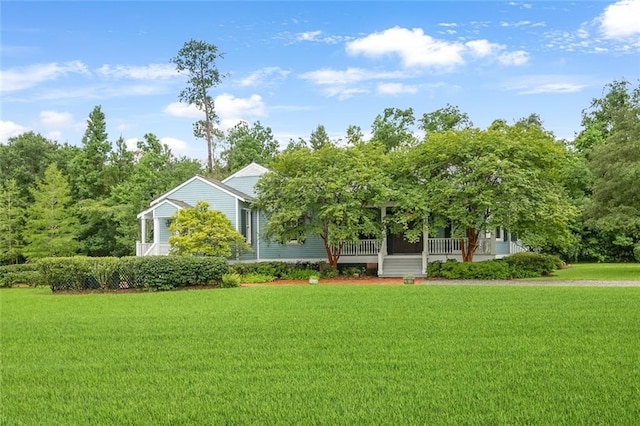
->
[0,263,43,288]
[427,252,563,280]
[229,261,339,279]
[36,256,228,292]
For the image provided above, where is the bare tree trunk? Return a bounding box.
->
[204,112,213,174]
[320,234,340,269]
[462,228,479,262]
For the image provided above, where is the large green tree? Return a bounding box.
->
[309,124,331,150]
[109,134,203,255]
[420,104,473,135]
[391,125,576,261]
[171,39,225,174]
[370,107,417,153]
[585,81,640,261]
[69,105,112,200]
[168,201,250,256]
[221,121,278,173]
[0,179,25,264]
[255,144,390,268]
[23,164,79,259]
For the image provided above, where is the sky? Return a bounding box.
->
[1,1,639,161]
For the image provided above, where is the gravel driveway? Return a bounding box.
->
[421,279,640,287]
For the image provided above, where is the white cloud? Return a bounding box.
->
[322,87,369,100]
[377,83,419,95]
[216,93,266,128]
[346,26,466,69]
[498,50,529,66]
[299,67,407,85]
[164,94,266,129]
[39,110,74,128]
[465,39,504,57]
[125,138,139,151]
[96,64,180,79]
[438,23,457,27]
[0,120,30,141]
[295,30,351,44]
[240,67,290,87]
[503,76,589,94]
[346,26,528,69]
[163,102,204,119]
[0,60,89,92]
[598,0,640,39]
[46,131,62,141]
[518,83,587,94]
[160,137,191,157]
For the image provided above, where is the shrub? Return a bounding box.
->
[221,273,242,288]
[281,269,320,280]
[504,252,562,277]
[0,264,43,288]
[438,260,512,280]
[339,265,366,277]
[41,256,229,292]
[240,273,275,283]
[426,261,442,277]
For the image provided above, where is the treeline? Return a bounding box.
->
[0,79,638,264]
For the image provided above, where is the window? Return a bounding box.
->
[241,209,252,244]
[495,227,504,241]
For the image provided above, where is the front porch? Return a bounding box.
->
[337,236,497,277]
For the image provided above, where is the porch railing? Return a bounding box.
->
[428,238,494,255]
[136,242,171,256]
[335,239,381,256]
[509,241,528,254]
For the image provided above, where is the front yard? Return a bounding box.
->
[2,284,639,424]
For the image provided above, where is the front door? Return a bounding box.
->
[387,231,423,254]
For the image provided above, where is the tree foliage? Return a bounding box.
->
[171,39,225,174]
[309,124,331,150]
[420,104,473,134]
[168,201,250,257]
[0,179,25,264]
[370,107,417,153]
[69,105,112,200]
[390,125,576,261]
[255,144,390,268]
[23,164,79,259]
[222,121,278,173]
[585,80,640,261]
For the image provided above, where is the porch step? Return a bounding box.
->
[379,256,424,278]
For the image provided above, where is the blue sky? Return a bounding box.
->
[1,1,639,161]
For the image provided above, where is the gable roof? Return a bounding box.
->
[137,198,192,219]
[149,175,253,207]
[222,162,269,183]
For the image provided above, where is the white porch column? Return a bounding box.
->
[141,217,147,244]
[378,207,387,276]
[153,217,160,255]
[422,216,428,275]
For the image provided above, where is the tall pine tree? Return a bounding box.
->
[0,179,25,264]
[23,164,79,259]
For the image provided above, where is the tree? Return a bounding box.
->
[69,105,112,200]
[221,121,278,173]
[23,164,79,259]
[585,81,640,261]
[420,104,473,134]
[390,126,576,261]
[109,133,203,255]
[0,132,65,202]
[168,201,250,256]
[574,80,635,153]
[309,124,331,150]
[171,39,225,174]
[255,144,390,268]
[370,107,417,153]
[0,179,25,264]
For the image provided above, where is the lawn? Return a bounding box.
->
[2,285,639,424]
[533,262,640,281]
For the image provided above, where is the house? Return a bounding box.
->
[136,162,528,277]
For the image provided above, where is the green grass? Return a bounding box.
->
[2,285,639,424]
[532,263,640,281]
